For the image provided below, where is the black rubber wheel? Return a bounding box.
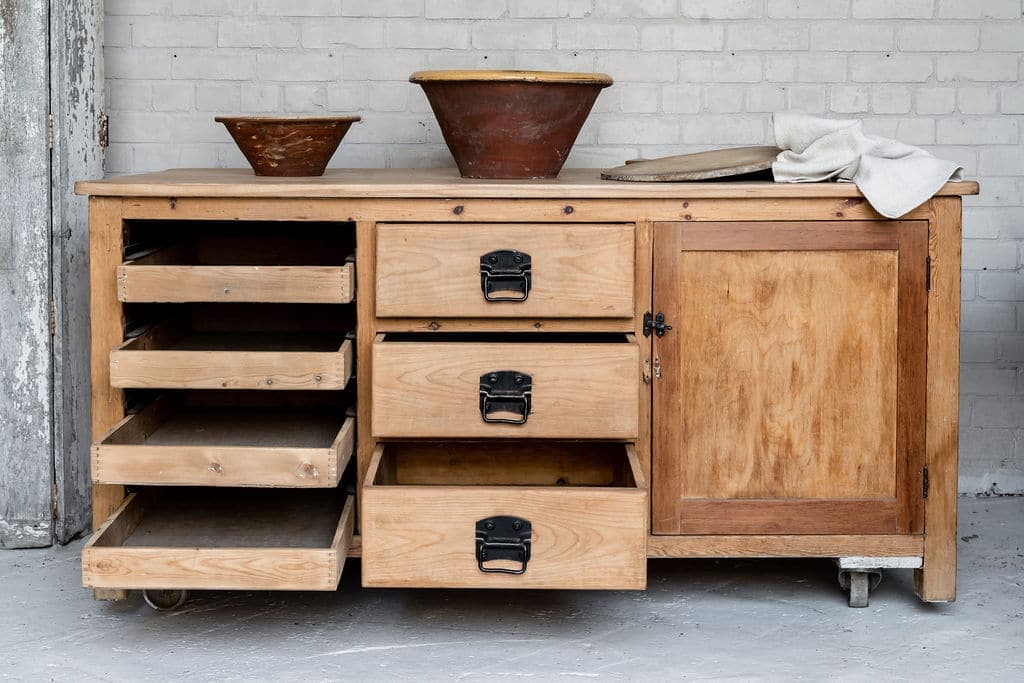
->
[142,589,190,611]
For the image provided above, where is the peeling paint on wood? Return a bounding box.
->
[0,0,54,548]
[49,0,104,544]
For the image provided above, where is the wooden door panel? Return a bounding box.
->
[676,250,898,500]
[652,221,927,536]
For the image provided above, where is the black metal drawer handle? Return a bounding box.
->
[479,371,532,424]
[480,249,531,302]
[476,516,532,574]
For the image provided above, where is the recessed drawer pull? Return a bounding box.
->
[475,516,532,575]
[480,249,531,302]
[479,371,532,424]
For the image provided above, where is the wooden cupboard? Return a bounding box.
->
[76,169,976,607]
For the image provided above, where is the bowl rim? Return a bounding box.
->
[214,116,361,124]
[409,70,613,86]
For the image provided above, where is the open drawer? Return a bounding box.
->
[92,396,354,487]
[110,321,352,390]
[361,442,647,589]
[83,488,353,591]
[372,333,640,439]
[118,223,354,304]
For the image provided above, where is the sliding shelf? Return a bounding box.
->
[84,488,354,591]
[92,395,354,487]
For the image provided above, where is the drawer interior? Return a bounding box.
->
[114,488,345,548]
[84,488,354,590]
[121,303,354,353]
[363,442,646,589]
[94,392,355,487]
[370,441,639,489]
[124,220,355,267]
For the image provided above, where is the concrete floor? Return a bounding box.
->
[2,497,1021,681]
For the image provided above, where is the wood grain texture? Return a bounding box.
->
[116,196,935,224]
[88,198,128,543]
[916,197,963,603]
[676,249,899,501]
[647,534,924,558]
[118,264,353,304]
[896,224,929,533]
[653,221,931,537]
[75,168,979,199]
[362,443,647,589]
[92,399,354,487]
[372,338,639,439]
[84,493,353,591]
[634,220,654,490]
[375,223,634,318]
[603,146,780,182]
[355,220,377,536]
[678,500,898,535]
[109,327,352,390]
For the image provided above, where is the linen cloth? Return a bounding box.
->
[772,112,963,218]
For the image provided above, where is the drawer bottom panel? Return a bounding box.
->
[83,488,353,591]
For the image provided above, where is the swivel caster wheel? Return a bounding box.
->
[838,569,882,608]
[142,589,190,611]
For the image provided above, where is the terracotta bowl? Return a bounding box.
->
[216,116,360,177]
[410,70,613,179]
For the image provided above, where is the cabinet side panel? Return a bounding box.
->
[915,197,962,602]
[89,197,126,529]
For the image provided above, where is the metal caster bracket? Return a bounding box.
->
[834,556,921,608]
[142,589,190,611]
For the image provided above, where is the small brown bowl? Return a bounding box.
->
[410,70,612,179]
[216,116,360,177]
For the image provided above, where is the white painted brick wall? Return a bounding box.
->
[103,0,1024,493]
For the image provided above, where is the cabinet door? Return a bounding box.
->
[652,221,927,536]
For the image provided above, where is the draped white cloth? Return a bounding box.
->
[772,112,963,218]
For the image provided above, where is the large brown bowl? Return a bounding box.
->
[410,70,613,179]
[216,116,360,177]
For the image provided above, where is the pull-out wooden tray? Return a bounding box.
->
[362,442,647,590]
[372,333,639,439]
[118,248,354,304]
[83,489,354,591]
[92,396,354,487]
[375,223,635,318]
[110,322,352,390]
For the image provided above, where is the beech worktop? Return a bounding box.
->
[76,168,979,199]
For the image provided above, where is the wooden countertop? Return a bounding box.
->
[76,167,979,199]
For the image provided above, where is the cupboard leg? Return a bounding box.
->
[915,197,962,603]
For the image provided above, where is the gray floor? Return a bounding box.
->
[2,498,1022,681]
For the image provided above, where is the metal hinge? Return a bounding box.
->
[99,112,109,148]
[923,466,929,499]
[49,299,56,337]
[925,256,931,292]
[51,483,59,520]
[47,113,54,149]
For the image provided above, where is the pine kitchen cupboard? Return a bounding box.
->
[76,168,977,608]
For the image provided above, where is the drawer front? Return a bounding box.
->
[109,325,352,391]
[361,443,647,589]
[371,338,639,438]
[375,223,635,318]
[92,398,355,487]
[83,491,353,591]
[118,264,354,304]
